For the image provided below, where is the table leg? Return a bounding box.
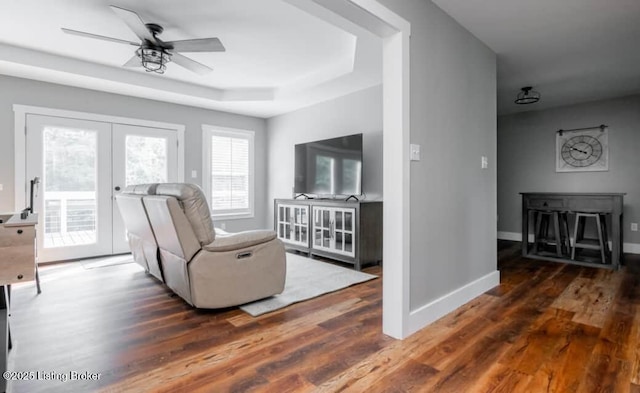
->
[35,263,41,294]
[0,286,9,393]
[612,213,621,269]
[522,202,529,256]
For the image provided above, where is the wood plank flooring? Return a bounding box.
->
[8,242,640,392]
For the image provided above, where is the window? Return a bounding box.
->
[202,125,254,219]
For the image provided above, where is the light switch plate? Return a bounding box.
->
[191,170,197,178]
[410,144,421,161]
[0,184,3,191]
[632,223,638,232]
[481,156,488,169]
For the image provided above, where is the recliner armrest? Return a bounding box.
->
[203,230,277,252]
[214,227,230,236]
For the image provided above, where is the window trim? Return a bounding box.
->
[202,125,255,220]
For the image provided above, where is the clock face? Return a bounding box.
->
[556,127,609,172]
[560,135,603,167]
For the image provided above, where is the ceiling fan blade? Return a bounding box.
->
[61,28,139,46]
[123,55,141,67]
[171,52,212,75]
[110,5,155,43]
[167,38,225,53]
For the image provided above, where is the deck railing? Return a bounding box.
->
[44,191,96,235]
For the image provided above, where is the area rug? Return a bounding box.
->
[240,253,378,317]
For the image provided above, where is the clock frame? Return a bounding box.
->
[556,126,608,172]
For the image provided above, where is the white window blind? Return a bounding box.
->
[203,126,254,219]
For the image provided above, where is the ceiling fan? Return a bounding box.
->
[61,5,225,75]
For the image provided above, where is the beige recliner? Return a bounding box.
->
[115,183,163,281]
[116,183,286,308]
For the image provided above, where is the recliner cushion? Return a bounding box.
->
[143,195,202,262]
[155,183,215,246]
[203,230,277,252]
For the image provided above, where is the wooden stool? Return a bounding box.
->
[571,212,609,264]
[533,210,571,256]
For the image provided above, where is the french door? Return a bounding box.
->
[25,115,179,262]
[111,124,178,253]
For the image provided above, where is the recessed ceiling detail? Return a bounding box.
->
[0,0,382,117]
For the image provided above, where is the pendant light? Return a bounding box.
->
[514,86,541,105]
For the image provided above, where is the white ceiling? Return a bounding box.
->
[0,0,382,118]
[433,0,640,115]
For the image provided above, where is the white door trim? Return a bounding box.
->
[13,104,185,211]
[306,0,411,339]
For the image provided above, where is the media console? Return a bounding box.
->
[274,199,382,270]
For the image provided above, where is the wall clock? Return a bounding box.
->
[556,125,609,172]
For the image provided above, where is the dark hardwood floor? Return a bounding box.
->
[8,243,640,392]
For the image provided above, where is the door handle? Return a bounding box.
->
[115,186,121,191]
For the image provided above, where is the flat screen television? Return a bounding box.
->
[294,133,363,196]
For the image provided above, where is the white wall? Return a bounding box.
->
[266,85,383,226]
[378,0,498,314]
[498,94,640,250]
[0,75,267,232]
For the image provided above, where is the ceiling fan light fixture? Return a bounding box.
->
[136,47,171,74]
[514,86,541,105]
[63,6,222,75]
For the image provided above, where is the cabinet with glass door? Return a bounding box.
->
[312,206,355,257]
[275,203,309,249]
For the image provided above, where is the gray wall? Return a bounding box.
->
[266,85,383,224]
[0,75,267,231]
[379,0,498,311]
[498,94,640,246]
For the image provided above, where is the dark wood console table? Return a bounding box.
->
[521,192,625,269]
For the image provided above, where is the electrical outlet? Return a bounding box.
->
[221,222,226,230]
[0,184,3,191]
[191,170,197,178]
[631,223,638,232]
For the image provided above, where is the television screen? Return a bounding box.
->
[294,134,363,196]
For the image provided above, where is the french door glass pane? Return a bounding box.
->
[43,127,97,248]
[126,135,168,186]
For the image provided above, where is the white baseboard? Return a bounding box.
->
[406,270,500,337]
[497,231,640,255]
[624,242,640,254]
[498,231,533,242]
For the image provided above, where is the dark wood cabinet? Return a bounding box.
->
[521,192,624,269]
[274,199,382,270]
